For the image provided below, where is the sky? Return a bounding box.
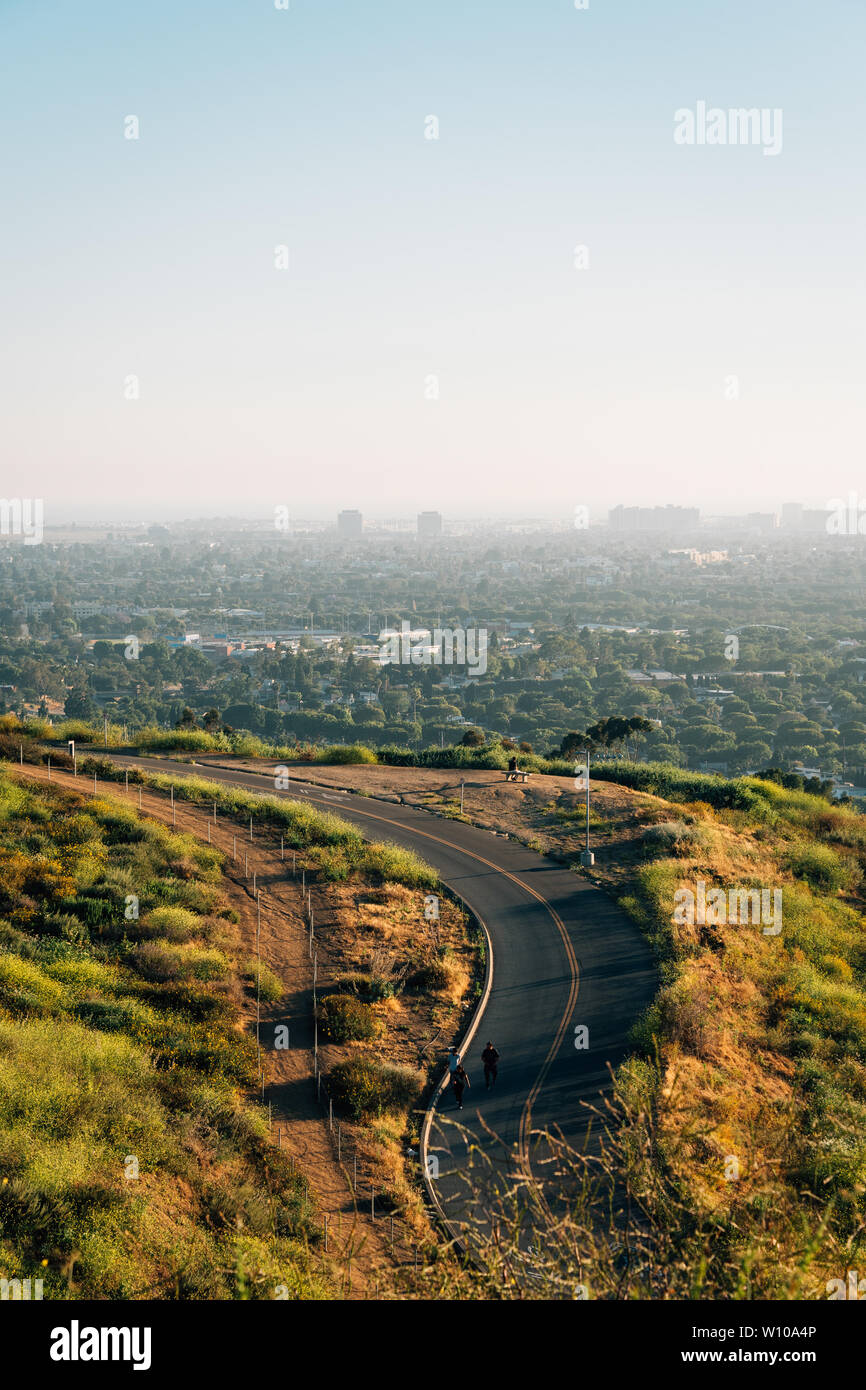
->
[1,0,864,523]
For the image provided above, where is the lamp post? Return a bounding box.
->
[575,751,594,867]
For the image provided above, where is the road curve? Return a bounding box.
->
[113,755,658,1241]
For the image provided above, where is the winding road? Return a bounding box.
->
[113,755,658,1245]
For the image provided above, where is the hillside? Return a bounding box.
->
[0,764,478,1299]
[209,758,866,1298]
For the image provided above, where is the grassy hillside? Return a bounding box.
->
[419,767,866,1297]
[0,770,327,1299]
[612,775,866,1296]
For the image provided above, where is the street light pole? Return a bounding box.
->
[578,749,594,868]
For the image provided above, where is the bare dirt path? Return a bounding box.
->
[16,763,407,1298]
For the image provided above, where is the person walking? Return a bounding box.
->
[447,1047,461,1076]
[452,1064,470,1110]
[482,1041,500,1090]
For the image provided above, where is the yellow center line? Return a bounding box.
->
[227,769,581,1169]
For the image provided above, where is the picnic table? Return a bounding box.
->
[504,769,532,782]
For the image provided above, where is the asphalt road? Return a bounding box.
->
[113,755,658,1245]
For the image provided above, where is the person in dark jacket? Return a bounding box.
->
[452,1064,470,1110]
[482,1041,500,1089]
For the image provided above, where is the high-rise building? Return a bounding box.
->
[337,509,363,539]
[417,510,443,539]
[781,503,803,530]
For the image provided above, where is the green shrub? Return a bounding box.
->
[643,820,709,857]
[337,971,395,1001]
[138,906,200,942]
[785,843,849,893]
[242,959,284,1003]
[327,1056,423,1118]
[319,993,378,1042]
[313,745,378,765]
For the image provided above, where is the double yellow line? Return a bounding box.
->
[278,781,581,1169]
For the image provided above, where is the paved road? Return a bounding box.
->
[113,755,657,1244]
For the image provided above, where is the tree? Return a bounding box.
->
[460,728,484,747]
[559,730,591,760]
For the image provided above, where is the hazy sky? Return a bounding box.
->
[2,0,863,522]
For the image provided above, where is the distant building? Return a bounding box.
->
[609,504,699,531]
[417,511,443,539]
[667,548,728,566]
[782,503,830,534]
[746,512,778,532]
[337,510,363,539]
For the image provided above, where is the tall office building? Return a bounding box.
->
[417,510,443,539]
[337,509,363,539]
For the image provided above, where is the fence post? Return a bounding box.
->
[47,757,50,779]
[138,786,142,809]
